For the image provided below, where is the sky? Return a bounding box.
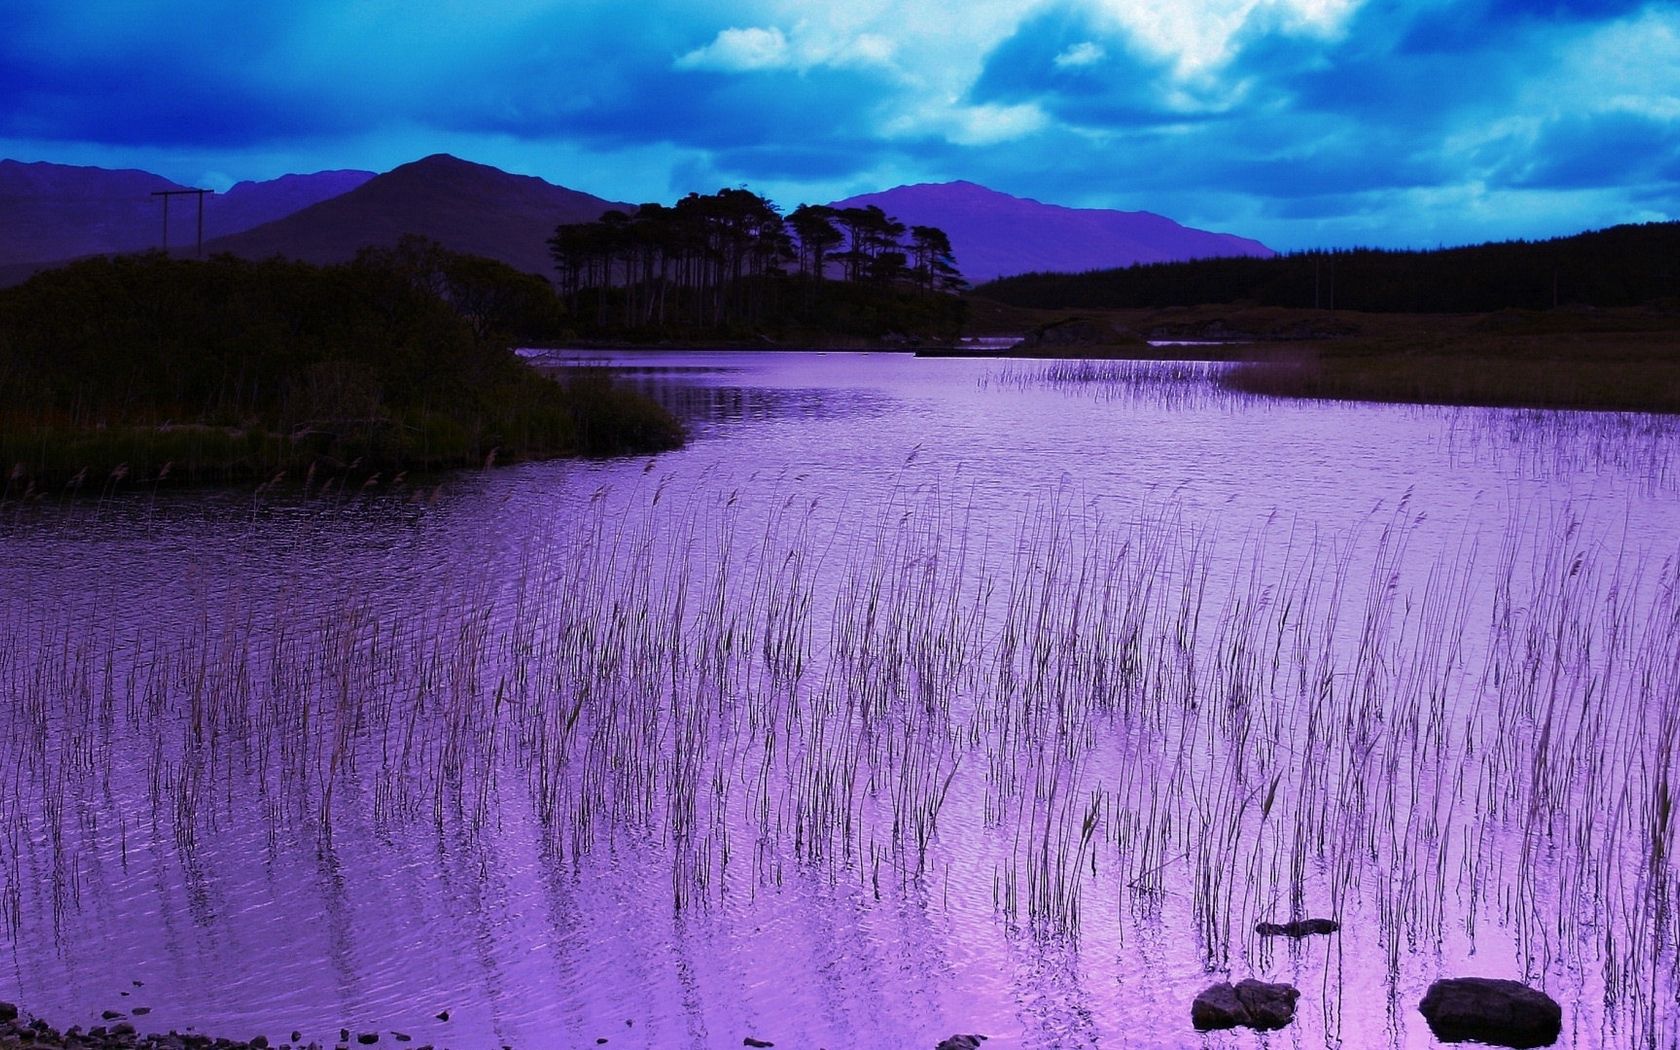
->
[2,0,1677,252]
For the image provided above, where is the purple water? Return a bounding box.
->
[3,351,1677,1048]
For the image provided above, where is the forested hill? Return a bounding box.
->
[975,222,1680,313]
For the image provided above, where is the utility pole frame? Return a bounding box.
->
[151,188,212,257]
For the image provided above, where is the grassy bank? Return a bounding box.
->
[0,250,684,489]
[1222,311,1680,413]
[962,299,1680,413]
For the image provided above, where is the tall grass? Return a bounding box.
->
[1,475,1675,1045]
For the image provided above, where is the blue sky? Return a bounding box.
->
[2,0,1676,251]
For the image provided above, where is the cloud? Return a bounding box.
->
[0,0,1675,251]
[676,26,792,71]
[1497,112,1680,190]
[673,21,899,75]
[1053,41,1105,68]
[1083,0,1359,75]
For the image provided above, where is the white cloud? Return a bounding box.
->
[836,32,897,67]
[1053,41,1106,68]
[884,101,1050,145]
[1084,0,1359,76]
[675,26,792,72]
[1556,8,1680,115]
[674,22,900,74]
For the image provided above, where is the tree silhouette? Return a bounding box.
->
[546,188,966,337]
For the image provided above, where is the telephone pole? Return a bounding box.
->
[152,188,212,256]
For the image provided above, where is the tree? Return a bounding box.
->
[787,204,843,279]
[909,225,965,293]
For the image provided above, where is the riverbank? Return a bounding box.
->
[0,1002,451,1050]
[0,369,684,493]
[1221,312,1680,414]
[960,300,1680,413]
[1,1002,281,1050]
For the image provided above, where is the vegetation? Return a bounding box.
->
[549,189,966,341]
[3,475,1676,1045]
[976,222,1680,313]
[1227,343,1680,414]
[0,244,683,488]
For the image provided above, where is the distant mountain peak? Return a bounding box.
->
[0,160,371,274]
[203,155,628,278]
[829,180,1272,283]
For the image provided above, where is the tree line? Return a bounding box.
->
[975,222,1680,313]
[548,189,965,335]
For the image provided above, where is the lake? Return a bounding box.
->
[3,350,1678,1048]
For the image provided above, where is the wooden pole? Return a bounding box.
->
[152,188,214,255]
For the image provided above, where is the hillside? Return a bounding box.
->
[207,154,627,278]
[0,159,372,269]
[828,180,1273,283]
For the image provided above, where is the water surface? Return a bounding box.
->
[3,351,1677,1049]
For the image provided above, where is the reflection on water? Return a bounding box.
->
[2,351,1678,1049]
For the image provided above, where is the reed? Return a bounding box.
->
[1,471,1675,1045]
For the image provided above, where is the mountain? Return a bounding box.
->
[206,154,628,278]
[208,170,375,238]
[0,160,182,266]
[0,159,373,269]
[827,180,1273,284]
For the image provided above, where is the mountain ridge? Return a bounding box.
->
[203,154,630,278]
[0,159,374,270]
[3,154,1277,288]
[828,180,1274,283]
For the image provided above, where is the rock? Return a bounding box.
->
[134,1007,153,1015]
[252,1037,269,1048]
[392,1034,410,1043]
[1192,983,1248,1030]
[340,1030,351,1043]
[1235,980,1300,1029]
[1419,978,1562,1048]
[293,1033,303,1043]
[434,1011,449,1023]
[103,1010,125,1020]
[357,1034,379,1045]
[935,1036,987,1050]
[0,1001,17,1022]
[1192,979,1300,1031]
[743,1039,774,1048]
[1256,918,1339,937]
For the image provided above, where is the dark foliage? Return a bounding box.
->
[550,190,966,340]
[0,247,682,486]
[976,223,1680,313]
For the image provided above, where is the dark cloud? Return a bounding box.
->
[0,3,328,146]
[0,0,1673,250]
[1501,112,1680,189]
[968,7,1197,128]
[1399,0,1652,53]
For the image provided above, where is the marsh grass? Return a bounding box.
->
[1223,333,1680,415]
[1,474,1676,1045]
[987,356,1680,496]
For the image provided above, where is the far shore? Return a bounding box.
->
[544,301,1680,415]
